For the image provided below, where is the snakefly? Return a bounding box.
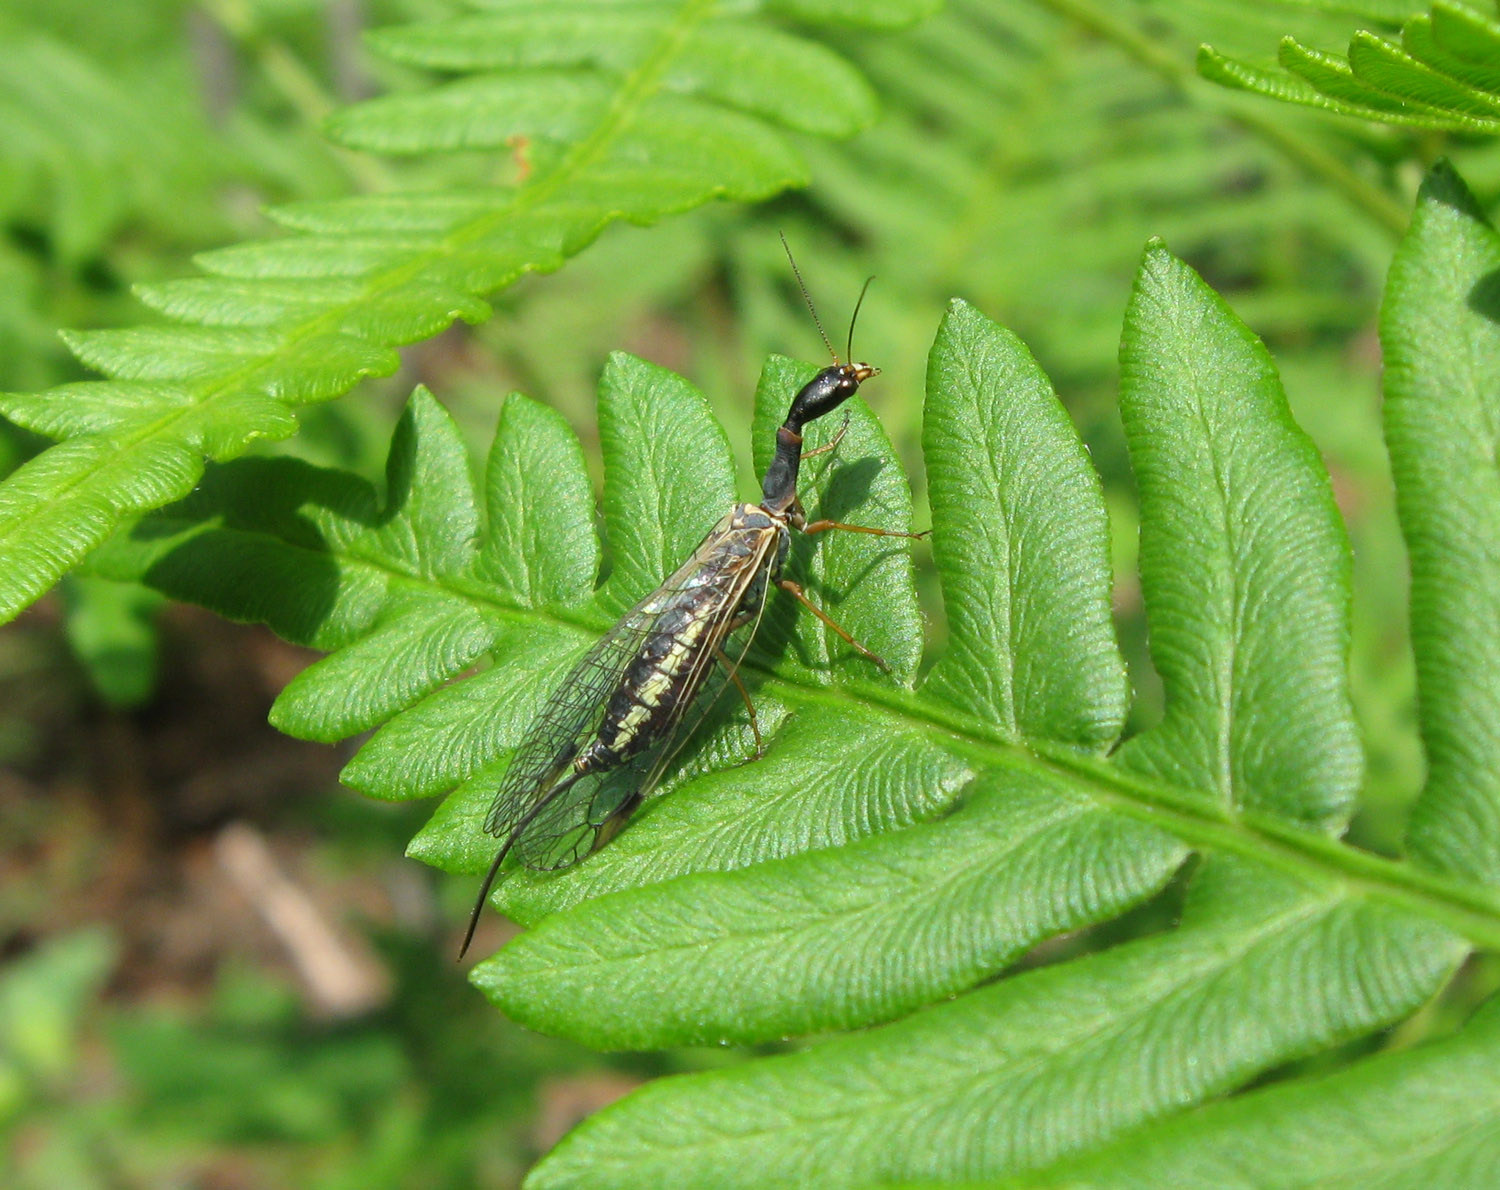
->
[460,246,923,958]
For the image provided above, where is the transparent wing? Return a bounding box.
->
[510,760,653,871]
[483,511,752,840]
[631,547,777,800]
[496,534,779,874]
[482,604,656,841]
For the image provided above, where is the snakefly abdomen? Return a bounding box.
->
[579,503,783,775]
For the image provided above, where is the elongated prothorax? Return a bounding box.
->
[760,362,876,514]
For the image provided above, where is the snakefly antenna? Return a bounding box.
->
[780,232,839,364]
[778,233,875,370]
[846,274,875,365]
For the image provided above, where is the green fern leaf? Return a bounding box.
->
[507,167,1498,1189]
[477,393,600,608]
[524,866,1459,1188]
[0,0,933,626]
[364,12,879,138]
[1118,242,1362,828]
[92,172,1500,1183]
[1201,2,1500,133]
[596,353,736,614]
[480,770,1186,1050]
[1385,161,1500,888]
[1004,994,1500,1187]
[921,301,1127,746]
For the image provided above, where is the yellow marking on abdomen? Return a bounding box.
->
[602,614,716,748]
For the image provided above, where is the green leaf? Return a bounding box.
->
[369,15,878,137]
[1348,29,1500,117]
[1279,39,1427,114]
[359,386,482,580]
[476,771,1184,1048]
[326,72,612,153]
[477,393,599,609]
[88,455,387,651]
[98,238,1500,1186]
[921,298,1126,749]
[273,601,503,743]
[1200,5,1500,133]
[597,352,735,614]
[0,0,920,625]
[1197,46,1342,114]
[1431,0,1500,78]
[1015,996,1500,1189]
[527,864,1462,1189]
[134,277,493,342]
[768,0,943,28]
[348,630,585,807]
[0,383,195,439]
[1118,242,1361,830]
[1383,163,1500,887]
[1405,9,1500,93]
[366,7,677,74]
[0,435,204,614]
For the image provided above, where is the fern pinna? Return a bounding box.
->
[1202,0,1500,135]
[0,0,934,625]
[83,159,1500,1184]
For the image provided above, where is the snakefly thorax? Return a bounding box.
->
[760,361,877,517]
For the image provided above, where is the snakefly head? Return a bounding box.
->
[460,257,921,960]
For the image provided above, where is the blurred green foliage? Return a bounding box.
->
[0,929,644,1188]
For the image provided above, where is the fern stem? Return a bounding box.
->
[436,573,1500,953]
[773,679,1500,952]
[125,472,1500,953]
[0,0,729,621]
[1034,0,1409,237]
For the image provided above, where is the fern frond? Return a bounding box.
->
[526,865,1459,1187]
[1008,994,1500,1187]
[1116,240,1363,828]
[97,163,1500,1182]
[0,0,934,625]
[1201,1,1500,133]
[707,0,1404,439]
[1384,161,1500,887]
